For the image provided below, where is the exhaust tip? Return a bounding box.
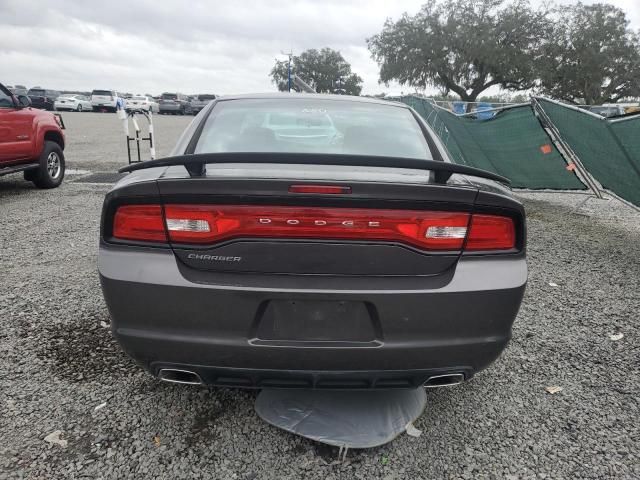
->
[158,368,203,385]
[423,373,465,388]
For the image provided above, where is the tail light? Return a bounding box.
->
[110,204,516,252]
[289,185,352,194]
[466,214,515,250]
[163,205,472,250]
[113,205,167,242]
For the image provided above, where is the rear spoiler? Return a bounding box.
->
[118,152,510,185]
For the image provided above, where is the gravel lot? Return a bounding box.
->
[1,112,639,479]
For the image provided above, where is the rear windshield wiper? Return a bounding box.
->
[118,152,510,185]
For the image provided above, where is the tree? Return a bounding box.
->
[367,0,550,104]
[538,3,640,105]
[270,48,363,95]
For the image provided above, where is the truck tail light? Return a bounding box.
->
[111,205,516,252]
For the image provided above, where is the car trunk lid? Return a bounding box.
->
[155,163,480,277]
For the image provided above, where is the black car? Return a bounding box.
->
[27,88,60,111]
[99,94,526,390]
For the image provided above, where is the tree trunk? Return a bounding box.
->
[460,94,478,113]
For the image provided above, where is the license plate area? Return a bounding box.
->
[252,300,379,343]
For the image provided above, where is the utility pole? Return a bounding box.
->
[334,75,345,95]
[281,50,293,92]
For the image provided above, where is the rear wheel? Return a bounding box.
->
[32,141,65,189]
[77,104,83,112]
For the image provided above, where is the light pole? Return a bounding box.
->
[281,50,293,92]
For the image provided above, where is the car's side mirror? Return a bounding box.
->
[17,95,31,108]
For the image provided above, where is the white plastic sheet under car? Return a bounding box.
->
[255,388,427,449]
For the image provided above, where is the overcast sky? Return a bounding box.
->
[2,0,639,96]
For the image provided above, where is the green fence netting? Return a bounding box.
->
[536,98,640,207]
[399,96,586,190]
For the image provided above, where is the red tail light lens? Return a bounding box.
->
[113,205,167,242]
[164,205,471,250]
[111,204,516,252]
[466,214,516,250]
[289,185,352,194]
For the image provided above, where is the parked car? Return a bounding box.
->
[190,94,217,114]
[8,85,28,96]
[99,93,526,390]
[125,95,159,113]
[27,87,60,111]
[91,89,120,112]
[159,92,193,115]
[0,82,66,188]
[54,94,92,112]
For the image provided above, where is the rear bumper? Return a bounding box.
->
[159,104,182,112]
[99,247,526,388]
[126,104,151,111]
[92,102,116,111]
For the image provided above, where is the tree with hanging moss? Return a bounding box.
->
[367,0,550,104]
[270,48,363,95]
[538,3,640,104]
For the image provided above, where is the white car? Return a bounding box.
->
[91,89,120,112]
[125,95,159,113]
[54,94,92,112]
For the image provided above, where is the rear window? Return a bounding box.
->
[194,98,432,160]
[28,89,45,96]
[162,93,177,100]
[198,94,217,100]
[92,90,112,96]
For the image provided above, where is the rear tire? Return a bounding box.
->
[77,104,83,112]
[32,141,65,189]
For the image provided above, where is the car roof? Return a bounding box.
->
[215,92,409,108]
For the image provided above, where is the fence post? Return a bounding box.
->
[531,97,603,199]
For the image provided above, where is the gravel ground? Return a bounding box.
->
[1,113,639,479]
[62,111,192,172]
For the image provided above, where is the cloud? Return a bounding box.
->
[0,0,425,95]
[1,0,637,96]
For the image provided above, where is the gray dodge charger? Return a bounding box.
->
[99,94,527,389]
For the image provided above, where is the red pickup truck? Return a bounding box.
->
[0,82,66,188]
